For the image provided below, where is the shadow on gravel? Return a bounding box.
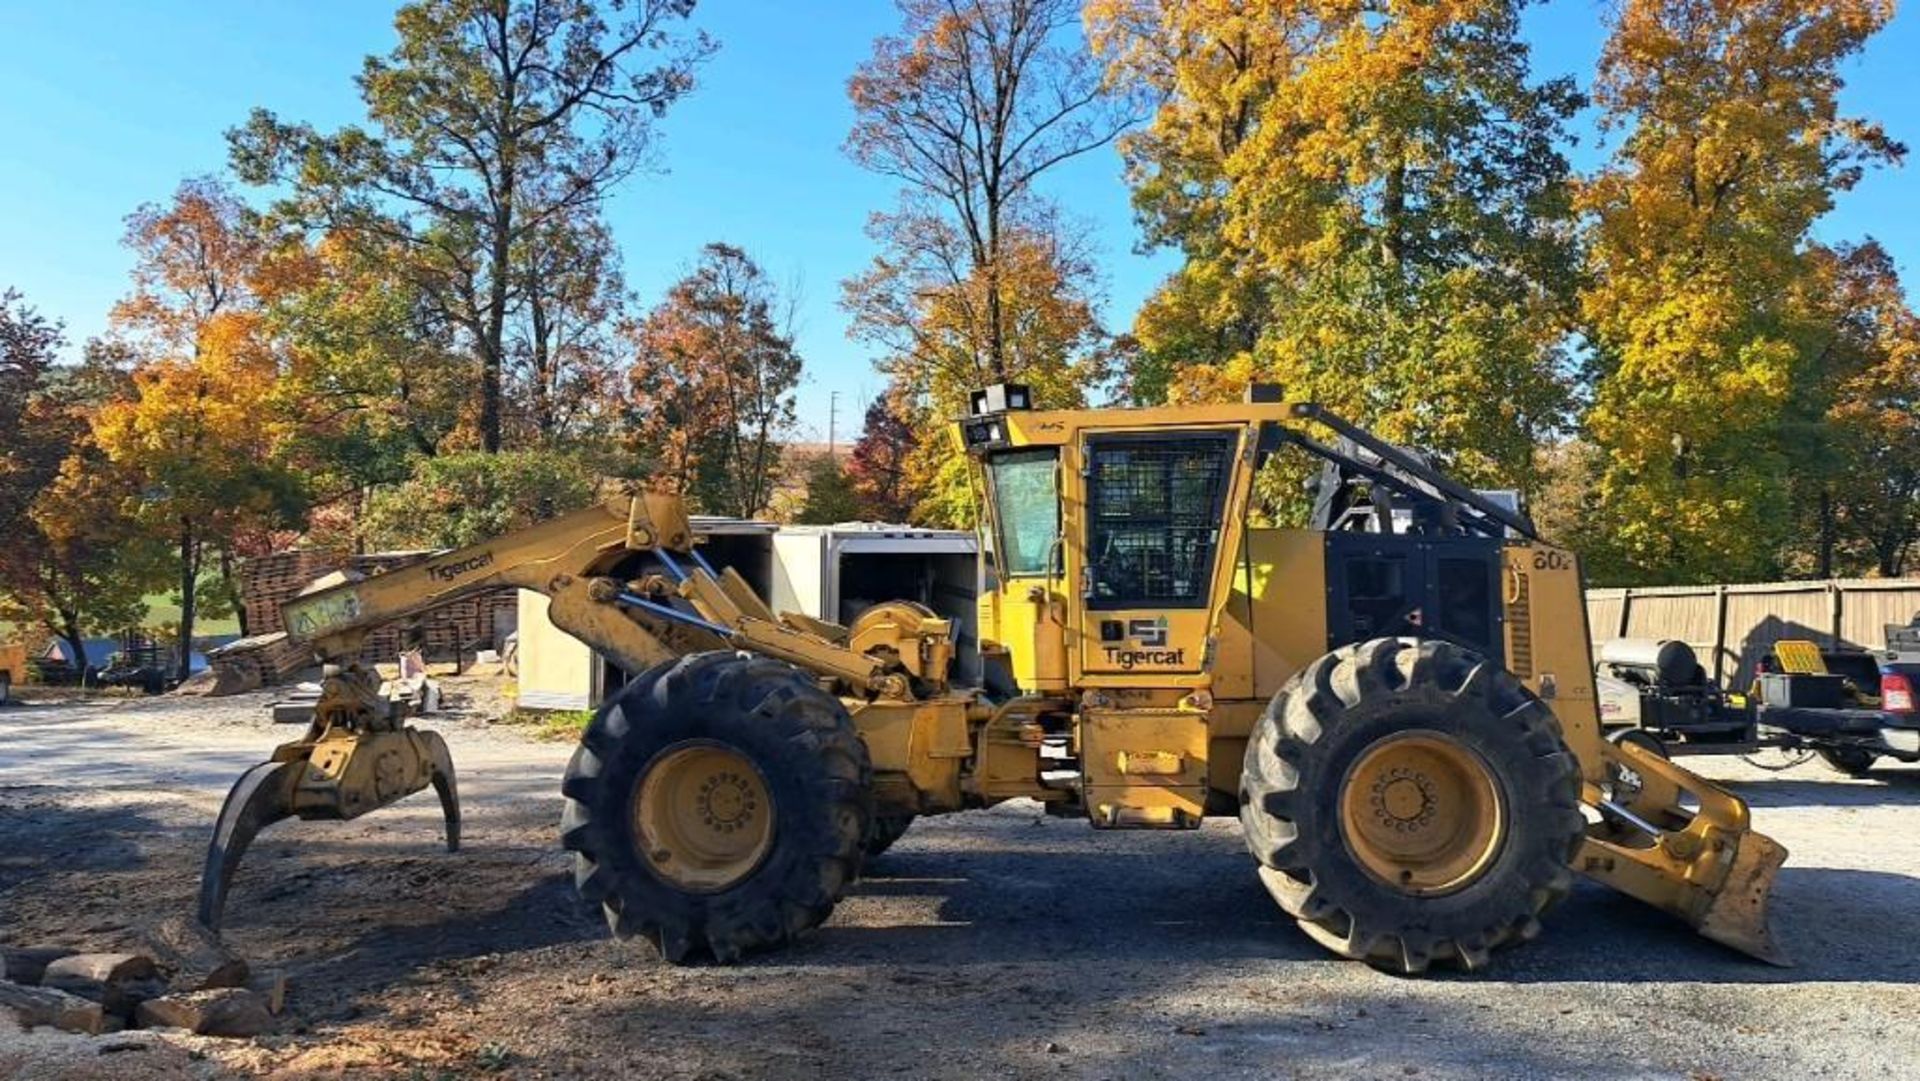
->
[0,791,167,892]
[282,871,602,1023]
[525,959,1661,1081]
[811,829,1920,987]
[1726,769,1920,809]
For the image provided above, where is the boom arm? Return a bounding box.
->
[280,494,952,695]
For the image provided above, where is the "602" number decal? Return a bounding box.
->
[1531,549,1572,571]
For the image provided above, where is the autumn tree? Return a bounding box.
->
[94,311,309,679]
[846,0,1133,390]
[510,202,628,445]
[843,1,1130,523]
[1793,241,1920,577]
[628,244,801,518]
[248,232,480,551]
[1577,0,1902,584]
[112,177,266,355]
[847,388,921,522]
[100,178,305,666]
[0,289,73,543]
[1089,0,1583,496]
[844,205,1110,417]
[0,293,160,672]
[230,0,711,453]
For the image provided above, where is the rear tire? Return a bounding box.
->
[1240,638,1584,974]
[561,651,871,963]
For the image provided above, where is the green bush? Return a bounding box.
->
[363,450,602,550]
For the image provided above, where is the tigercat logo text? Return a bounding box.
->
[1103,647,1188,670]
[427,551,495,582]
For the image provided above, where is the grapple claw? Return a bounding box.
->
[197,760,301,932]
[423,729,461,852]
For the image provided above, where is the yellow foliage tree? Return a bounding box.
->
[1577,0,1902,583]
[1088,0,1582,499]
[93,312,307,678]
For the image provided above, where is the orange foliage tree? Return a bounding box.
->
[96,179,309,677]
[0,292,162,672]
[627,244,801,519]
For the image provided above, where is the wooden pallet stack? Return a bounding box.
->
[215,549,517,689]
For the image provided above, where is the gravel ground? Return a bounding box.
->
[3,683,1920,1080]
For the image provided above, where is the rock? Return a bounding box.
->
[135,915,250,992]
[41,953,160,1015]
[1,946,77,987]
[0,981,112,1035]
[134,988,275,1037]
[171,669,218,696]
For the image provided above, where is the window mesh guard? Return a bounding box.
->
[1086,435,1234,609]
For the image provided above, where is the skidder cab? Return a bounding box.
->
[962,383,1786,969]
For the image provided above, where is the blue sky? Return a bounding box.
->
[0,1,1914,443]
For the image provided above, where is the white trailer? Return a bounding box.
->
[516,519,979,711]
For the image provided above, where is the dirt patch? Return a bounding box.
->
[5,687,1920,1079]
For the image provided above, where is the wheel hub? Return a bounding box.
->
[1340,732,1505,895]
[634,743,774,893]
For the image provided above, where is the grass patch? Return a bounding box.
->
[138,593,242,637]
[503,707,594,742]
[1,595,243,645]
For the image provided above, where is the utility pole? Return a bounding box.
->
[828,390,839,458]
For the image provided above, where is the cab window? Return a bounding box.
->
[1085,432,1235,609]
[987,448,1059,577]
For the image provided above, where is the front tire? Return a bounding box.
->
[1240,638,1584,974]
[560,652,871,963]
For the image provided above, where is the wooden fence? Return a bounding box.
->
[1586,579,1920,687]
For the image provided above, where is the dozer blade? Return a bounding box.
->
[1695,828,1789,966]
[196,727,462,932]
[197,760,301,931]
[1580,740,1791,966]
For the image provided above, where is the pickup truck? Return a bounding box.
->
[1753,635,1920,775]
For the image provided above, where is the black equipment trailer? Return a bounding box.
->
[1596,637,1920,775]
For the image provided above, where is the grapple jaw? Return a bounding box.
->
[196,718,460,933]
[1579,741,1790,966]
[198,760,301,931]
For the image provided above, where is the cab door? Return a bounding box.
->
[1073,429,1246,682]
